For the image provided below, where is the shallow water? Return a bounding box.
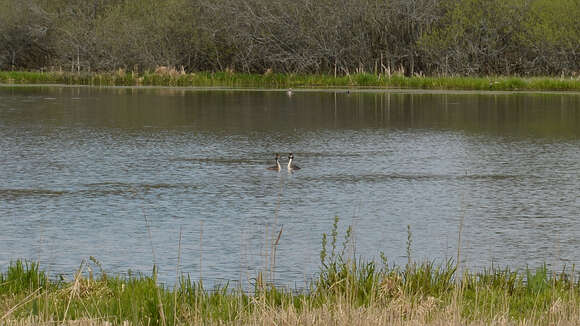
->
[1,86,580,287]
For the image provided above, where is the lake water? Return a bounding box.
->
[1,85,580,287]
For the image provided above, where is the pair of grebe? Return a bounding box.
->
[267,153,301,171]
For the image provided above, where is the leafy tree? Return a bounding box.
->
[418,0,529,75]
[0,0,578,75]
[520,0,580,74]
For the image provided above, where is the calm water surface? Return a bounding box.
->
[1,86,580,287]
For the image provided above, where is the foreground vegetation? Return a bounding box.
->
[2,221,580,325]
[1,0,579,76]
[2,70,580,91]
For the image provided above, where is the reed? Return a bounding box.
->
[1,70,580,91]
[2,221,580,325]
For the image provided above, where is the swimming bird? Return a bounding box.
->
[287,88,293,97]
[287,152,301,170]
[267,153,281,171]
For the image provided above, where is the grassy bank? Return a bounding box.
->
[1,70,580,91]
[2,258,579,325]
[2,221,580,326]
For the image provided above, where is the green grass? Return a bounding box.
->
[1,221,580,325]
[1,70,580,91]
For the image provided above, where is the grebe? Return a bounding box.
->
[287,153,301,170]
[267,153,281,171]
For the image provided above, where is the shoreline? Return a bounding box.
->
[3,82,580,97]
[1,257,579,325]
[1,71,580,92]
[1,215,579,325]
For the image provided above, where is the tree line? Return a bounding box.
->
[0,0,578,76]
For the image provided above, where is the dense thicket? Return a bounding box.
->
[0,0,578,76]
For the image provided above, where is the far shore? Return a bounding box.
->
[1,70,580,92]
[3,83,580,97]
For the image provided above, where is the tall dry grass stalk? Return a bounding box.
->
[143,213,166,326]
[261,175,286,287]
[174,227,182,326]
